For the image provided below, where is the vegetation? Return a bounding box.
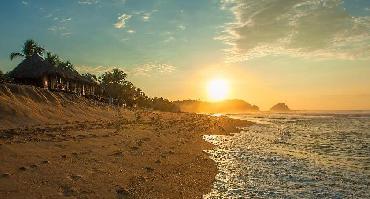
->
[175,99,259,113]
[82,73,97,82]
[99,69,179,112]
[8,39,179,112]
[0,70,3,83]
[10,39,44,60]
[0,70,12,83]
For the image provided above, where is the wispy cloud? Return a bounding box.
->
[142,13,151,22]
[76,65,122,76]
[77,63,176,77]
[164,36,175,43]
[21,1,28,5]
[141,10,158,22]
[218,0,370,62]
[47,15,73,37]
[114,13,132,29]
[78,0,99,5]
[60,17,72,23]
[132,63,176,76]
[177,25,186,31]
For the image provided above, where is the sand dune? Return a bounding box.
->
[0,83,125,130]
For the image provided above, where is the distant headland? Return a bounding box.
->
[175,99,259,114]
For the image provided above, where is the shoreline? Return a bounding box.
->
[0,109,252,198]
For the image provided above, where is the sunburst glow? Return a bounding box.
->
[207,79,229,101]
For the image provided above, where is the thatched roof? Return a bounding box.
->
[9,54,64,79]
[9,55,97,85]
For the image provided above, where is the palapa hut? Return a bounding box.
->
[8,54,99,96]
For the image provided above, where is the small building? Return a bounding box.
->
[8,54,99,96]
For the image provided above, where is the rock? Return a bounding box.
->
[270,103,291,112]
[61,155,67,159]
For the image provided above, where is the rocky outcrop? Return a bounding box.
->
[270,103,290,112]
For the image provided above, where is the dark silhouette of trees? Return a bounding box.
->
[0,70,3,83]
[45,52,60,66]
[0,70,12,83]
[100,69,128,102]
[82,73,98,82]
[10,39,45,60]
[150,97,180,112]
[99,68,179,112]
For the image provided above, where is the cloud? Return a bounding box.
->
[61,32,72,37]
[142,13,151,22]
[218,0,370,62]
[114,14,132,29]
[164,36,175,43]
[60,17,72,23]
[177,25,186,31]
[76,65,123,76]
[21,1,28,5]
[141,10,158,22]
[78,0,99,5]
[47,15,73,37]
[127,29,136,34]
[76,63,176,77]
[132,63,176,76]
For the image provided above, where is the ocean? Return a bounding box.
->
[203,111,370,198]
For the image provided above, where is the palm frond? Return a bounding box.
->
[10,52,24,60]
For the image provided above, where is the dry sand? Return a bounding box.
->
[0,84,252,198]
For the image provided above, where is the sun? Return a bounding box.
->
[207,79,229,101]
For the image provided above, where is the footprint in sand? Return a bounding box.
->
[19,166,27,171]
[30,164,38,169]
[144,166,155,172]
[116,186,131,199]
[41,160,50,164]
[60,185,79,197]
[111,151,124,157]
[130,146,139,151]
[1,173,11,178]
[68,174,83,181]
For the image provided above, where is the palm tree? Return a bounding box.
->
[64,61,76,72]
[82,73,98,82]
[10,39,45,60]
[45,52,61,66]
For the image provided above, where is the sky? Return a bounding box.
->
[0,0,369,110]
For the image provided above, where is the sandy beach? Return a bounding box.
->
[0,84,252,198]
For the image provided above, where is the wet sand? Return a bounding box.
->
[0,109,252,198]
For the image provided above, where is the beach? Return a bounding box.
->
[0,84,252,198]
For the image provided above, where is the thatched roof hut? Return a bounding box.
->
[9,54,65,80]
[9,55,99,95]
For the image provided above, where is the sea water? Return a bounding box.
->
[203,111,370,198]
